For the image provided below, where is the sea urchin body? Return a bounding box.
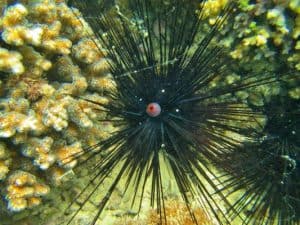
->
[62,1,281,224]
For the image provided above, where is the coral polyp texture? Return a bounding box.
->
[226,1,300,71]
[6,170,50,212]
[202,0,300,107]
[0,0,112,222]
[0,47,24,75]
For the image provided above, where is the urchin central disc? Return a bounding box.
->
[146,102,161,117]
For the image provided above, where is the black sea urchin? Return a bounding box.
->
[219,98,300,225]
[62,0,281,224]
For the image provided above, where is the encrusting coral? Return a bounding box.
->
[0,0,113,218]
[0,47,24,75]
[201,0,300,106]
[201,0,229,24]
[225,0,300,71]
[6,170,50,212]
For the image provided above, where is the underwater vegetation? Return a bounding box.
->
[0,0,299,225]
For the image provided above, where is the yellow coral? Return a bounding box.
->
[289,0,300,14]
[2,25,44,46]
[293,14,300,39]
[0,3,27,27]
[19,46,52,78]
[56,2,87,40]
[1,1,76,53]
[288,87,300,99]
[201,0,228,25]
[42,21,61,39]
[42,37,72,54]
[0,0,114,216]
[72,38,103,64]
[0,47,24,75]
[228,1,299,70]
[22,137,55,170]
[288,53,300,70]
[30,0,57,24]
[0,142,10,180]
[87,58,111,75]
[42,98,69,131]
[0,112,30,137]
[56,141,82,168]
[67,99,93,128]
[89,76,116,93]
[6,171,50,212]
[242,28,270,47]
[266,7,289,45]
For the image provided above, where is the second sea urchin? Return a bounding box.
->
[61,0,285,224]
[219,98,299,225]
